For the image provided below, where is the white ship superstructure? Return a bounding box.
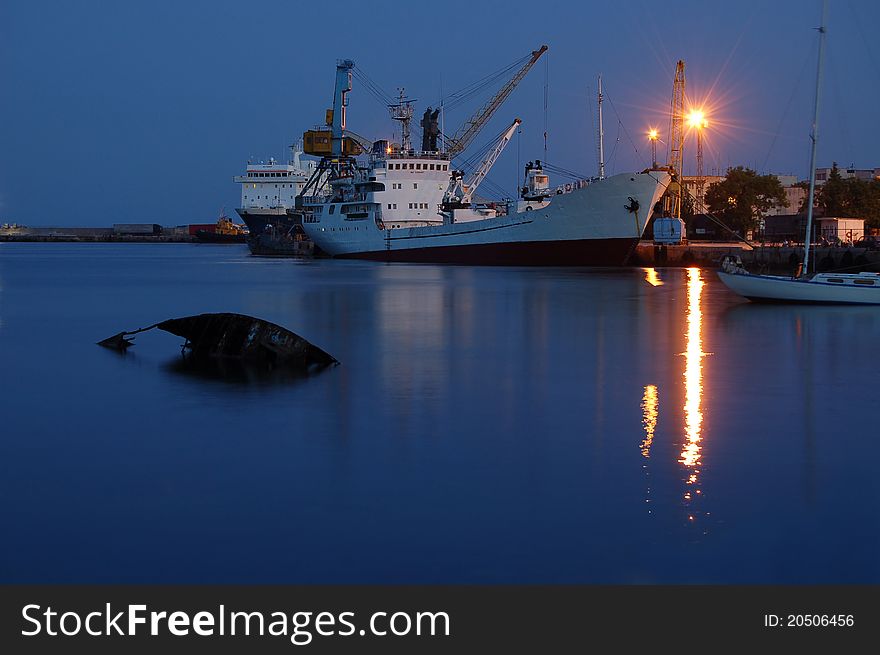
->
[233,144,319,237]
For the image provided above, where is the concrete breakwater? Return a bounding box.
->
[630,241,880,273]
[0,226,198,243]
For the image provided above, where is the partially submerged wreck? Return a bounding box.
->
[98,312,337,371]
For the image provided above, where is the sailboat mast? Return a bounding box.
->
[802,0,827,276]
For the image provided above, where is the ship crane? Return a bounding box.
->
[444,118,522,209]
[444,45,547,158]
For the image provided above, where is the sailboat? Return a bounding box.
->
[717,2,880,305]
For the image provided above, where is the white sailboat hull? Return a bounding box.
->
[717,270,880,305]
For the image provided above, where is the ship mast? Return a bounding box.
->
[389,88,414,152]
[802,0,827,277]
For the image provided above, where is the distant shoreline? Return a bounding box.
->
[1,234,202,243]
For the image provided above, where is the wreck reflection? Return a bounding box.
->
[164,354,334,387]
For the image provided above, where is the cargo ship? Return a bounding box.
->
[233,143,320,251]
[297,55,670,265]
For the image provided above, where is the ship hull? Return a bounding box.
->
[303,171,669,266]
[235,208,297,236]
[247,234,315,258]
[194,231,247,244]
[339,236,639,266]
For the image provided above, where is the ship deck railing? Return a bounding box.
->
[377,151,450,161]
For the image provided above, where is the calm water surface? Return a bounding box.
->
[1,243,877,583]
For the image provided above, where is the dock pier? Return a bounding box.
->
[630,241,880,273]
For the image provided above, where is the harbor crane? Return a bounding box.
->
[443,45,547,157]
[666,60,686,219]
[444,118,522,209]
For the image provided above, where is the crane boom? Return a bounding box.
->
[463,118,522,204]
[445,45,547,157]
[443,118,522,207]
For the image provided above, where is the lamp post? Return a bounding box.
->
[687,110,708,213]
[648,129,659,169]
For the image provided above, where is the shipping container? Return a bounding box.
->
[187,224,216,236]
[112,223,162,235]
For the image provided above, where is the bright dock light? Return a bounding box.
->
[687,110,707,129]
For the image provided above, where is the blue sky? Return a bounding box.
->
[2,0,878,226]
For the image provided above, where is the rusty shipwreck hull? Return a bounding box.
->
[99,312,337,370]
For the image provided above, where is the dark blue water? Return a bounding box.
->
[1,243,878,583]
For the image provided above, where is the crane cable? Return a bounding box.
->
[440,53,532,113]
[351,65,395,108]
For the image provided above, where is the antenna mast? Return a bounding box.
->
[389,88,414,152]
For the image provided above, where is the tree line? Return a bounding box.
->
[673,163,880,235]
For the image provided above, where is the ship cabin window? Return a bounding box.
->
[409,163,414,170]
[430,164,435,170]
[393,204,397,209]
[388,204,392,209]
[827,278,844,283]
[413,183,418,189]
[854,279,875,285]
[329,205,335,215]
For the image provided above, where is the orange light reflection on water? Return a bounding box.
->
[680,268,707,480]
[643,268,663,287]
[640,384,658,458]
